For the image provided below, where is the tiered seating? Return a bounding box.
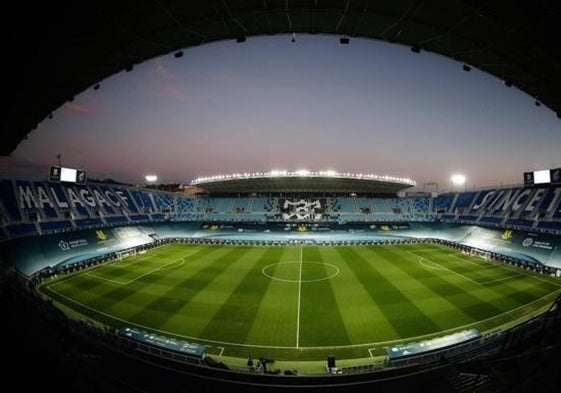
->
[453,191,478,213]
[372,198,390,213]
[338,198,355,213]
[0,179,21,221]
[328,197,341,212]
[1,178,560,241]
[39,220,74,232]
[433,193,455,214]
[409,196,433,221]
[5,223,38,237]
[0,180,191,238]
[15,180,46,221]
[355,197,372,213]
[153,192,174,213]
[437,185,561,233]
[130,188,157,214]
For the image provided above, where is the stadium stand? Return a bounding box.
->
[1,176,561,392]
[1,178,560,271]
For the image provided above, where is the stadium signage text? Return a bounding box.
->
[471,187,561,216]
[17,184,134,211]
[58,238,88,251]
[521,237,552,250]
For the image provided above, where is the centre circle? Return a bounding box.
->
[262,261,340,283]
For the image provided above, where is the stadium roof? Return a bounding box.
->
[4,1,561,156]
[191,171,415,194]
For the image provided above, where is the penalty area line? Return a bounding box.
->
[86,256,187,286]
[408,250,482,286]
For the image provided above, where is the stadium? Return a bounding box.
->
[2,2,561,393]
[2,168,561,392]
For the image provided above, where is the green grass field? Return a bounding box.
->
[39,242,561,368]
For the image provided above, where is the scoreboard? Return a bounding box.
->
[524,168,561,186]
[48,166,87,184]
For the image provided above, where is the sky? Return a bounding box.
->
[1,34,560,192]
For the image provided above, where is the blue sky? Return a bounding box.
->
[2,34,560,191]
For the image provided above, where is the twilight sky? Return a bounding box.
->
[1,34,560,192]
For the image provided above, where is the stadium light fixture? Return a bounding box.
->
[145,174,158,183]
[190,170,416,186]
[451,174,466,192]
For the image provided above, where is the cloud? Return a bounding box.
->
[64,102,91,114]
[163,84,191,102]
[155,58,175,80]
[152,58,191,102]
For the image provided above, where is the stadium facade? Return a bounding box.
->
[1,173,561,392]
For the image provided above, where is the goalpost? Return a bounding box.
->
[116,248,137,261]
[466,248,491,261]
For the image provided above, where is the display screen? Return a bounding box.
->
[60,167,77,182]
[533,169,551,184]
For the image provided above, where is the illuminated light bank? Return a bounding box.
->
[191,170,416,187]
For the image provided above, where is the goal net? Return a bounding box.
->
[116,248,137,261]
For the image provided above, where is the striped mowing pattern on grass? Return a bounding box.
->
[40,242,561,361]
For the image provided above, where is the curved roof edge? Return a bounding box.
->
[192,172,415,194]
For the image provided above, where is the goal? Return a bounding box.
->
[116,248,137,261]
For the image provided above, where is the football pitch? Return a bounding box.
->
[39,242,561,366]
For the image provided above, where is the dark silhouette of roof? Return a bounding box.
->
[4,1,561,155]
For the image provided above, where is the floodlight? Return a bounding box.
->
[145,174,158,183]
[451,174,466,185]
